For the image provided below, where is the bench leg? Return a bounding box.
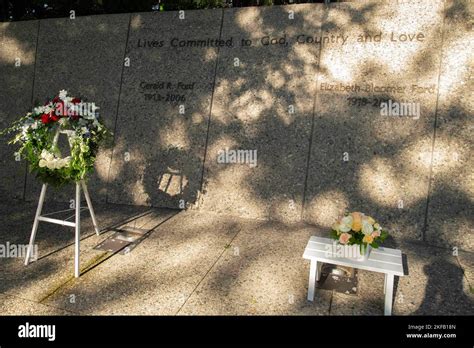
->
[308,260,318,301]
[384,274,394,315]
[316,261,322,281]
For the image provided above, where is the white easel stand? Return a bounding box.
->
[24,129,100,278]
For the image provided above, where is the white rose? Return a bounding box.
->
[362,220,374,235]
[46,161,55,170]
[340,215,353,232]
[44,152,54,162]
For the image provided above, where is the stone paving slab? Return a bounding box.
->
[330,241,474,315]
[304,0,445,243]
[0,201,164,303]
[42,210,241,315]
[458,250,474,298]
[0,293,70,316]
[178,220,332,315]
[24,14,130,204]
[107,10,223,209]
[425,0,474,252]
[201,4,323,223]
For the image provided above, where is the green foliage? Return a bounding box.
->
[192,0,226,9]
[329,229,339,240]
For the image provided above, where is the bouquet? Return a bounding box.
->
[330,212,389,252]
[1,90,111,187]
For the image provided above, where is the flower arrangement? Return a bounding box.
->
[330,212,389,252]
[1,90,111,187]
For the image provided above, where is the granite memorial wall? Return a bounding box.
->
[0,0,471,250]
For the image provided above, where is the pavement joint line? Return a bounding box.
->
[454,255,473,294]
[34,215,154,303]
[328,290,334,316]
[34,209,157,261]
[175,225,243,315]
[35,210,181,305]
[36,230,110,262]
[1,292,80,315]
[38,250,111,304]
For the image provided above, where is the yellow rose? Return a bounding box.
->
[351,212,362,232]
[363,235,374,244]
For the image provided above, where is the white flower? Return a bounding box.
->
[58,118,68,126]
[339,215,353,232]
[31,122,39,130]
[59,90,68,100]
[34,106,45,114]
[39,159,47,168]
[43,105,53,114]
[40,150,54,162]
[362,220,374,235]
[46,160,55,170]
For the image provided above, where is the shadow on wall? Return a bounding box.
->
[0,2,472,251]
[108,1,472,250]
[0,20,38,200]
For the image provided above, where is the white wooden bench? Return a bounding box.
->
[303,236,404,315]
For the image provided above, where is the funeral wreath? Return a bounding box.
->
[1,90,111,187]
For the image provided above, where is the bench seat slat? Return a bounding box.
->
[303,237,404,276]
[309,236,402,256]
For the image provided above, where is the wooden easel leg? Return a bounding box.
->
[25,183,48,266]
[81,180,100,235]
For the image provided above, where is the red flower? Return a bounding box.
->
[41,114,50,124]
[52,96,60,103]
[51,114,60,122]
